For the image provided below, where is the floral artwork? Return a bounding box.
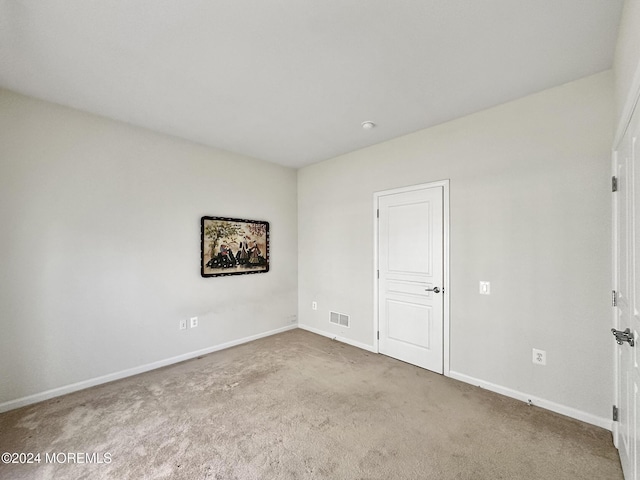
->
[201,216,269,277]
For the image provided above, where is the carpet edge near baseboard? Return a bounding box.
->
[0,324,298,414]
[297,323,377,353]
[1,324,613,434]
[297,324,611,431]
[448,370,612,431]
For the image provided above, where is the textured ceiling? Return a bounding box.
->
[0,1,624,168]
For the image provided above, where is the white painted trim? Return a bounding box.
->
[373,196,380,351]
[298,323,377,353]
[1,322,611,432]
[612,148,620,447]
[372,180,451,375]
[449,370,612,431]
[443,182,450,376]
[0,324,297,413]
[611,54,640,448]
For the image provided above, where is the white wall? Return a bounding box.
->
[298,71,614,425]
[0,89,298,408]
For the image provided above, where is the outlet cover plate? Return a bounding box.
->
[190,317,198,328]
[479,281,491,295]
[532,348,546,365]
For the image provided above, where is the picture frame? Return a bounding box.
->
[201,216,270,277]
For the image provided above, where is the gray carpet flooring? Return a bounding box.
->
[0,329,623,479]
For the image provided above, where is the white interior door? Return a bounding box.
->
[377,185,444,373]
[614,103,640,480]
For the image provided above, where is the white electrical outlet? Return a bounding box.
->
[532,348,546,365]
[479,281,491,295]
[179,319,187,330]
[312,301,318,311]
[190,316,198,328]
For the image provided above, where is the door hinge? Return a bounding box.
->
[612,176,618,192]
[377,209,379,218]
[377,270,379,279]
[377,331,380,340]
[612,290,618,307]
[613,405,619,422]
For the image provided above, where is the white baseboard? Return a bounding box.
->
[295,327,611,430]
[448,370,612,431]
[297,323,377,353]
[0,324,297,414]
[1,325,612,433]
[296,328,609,431]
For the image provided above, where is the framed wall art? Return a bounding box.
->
[201,216,270,277]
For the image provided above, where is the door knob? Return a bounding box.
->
[425,287,440,294]
[612,328,635,347]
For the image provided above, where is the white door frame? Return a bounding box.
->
[373,179,451,376]
[613,58,640,450]
[612,146,620,446]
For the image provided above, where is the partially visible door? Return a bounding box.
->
[614,103,640,480]
[377,185,444,373]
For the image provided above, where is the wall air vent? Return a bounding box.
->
[330,311,350,328]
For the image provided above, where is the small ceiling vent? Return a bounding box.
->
[330,311,350,328]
